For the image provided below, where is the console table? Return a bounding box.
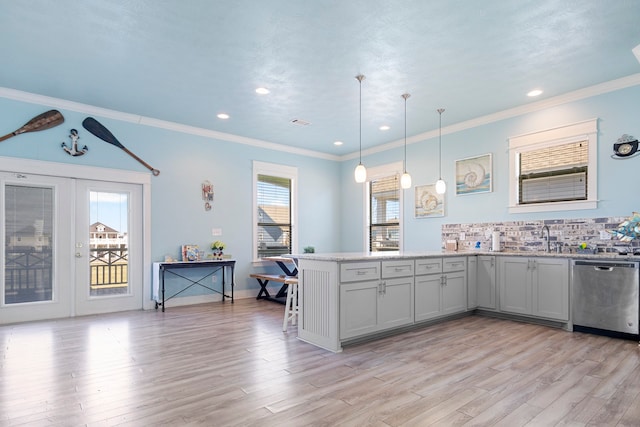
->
[153,260,235,312]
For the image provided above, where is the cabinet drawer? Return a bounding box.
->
[340,262,381,282]
[382,260,415,278]
[415,258,443,275]
[443,257,466,273]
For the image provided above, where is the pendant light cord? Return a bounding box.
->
[404,96,407,171]
[359,77,362,164]
[437,108,444,178]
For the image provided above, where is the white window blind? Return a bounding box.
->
[519,140,588,204]
[369,175,399,252]
[257,174,292,258]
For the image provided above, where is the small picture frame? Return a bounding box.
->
[455,153,492,195]
[415,184,444,218]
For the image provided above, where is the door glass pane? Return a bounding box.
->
[4,185,54,304]
[89,191,129,297]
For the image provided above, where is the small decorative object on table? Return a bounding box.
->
[181,245,199,261]
[211,240,226,259]
[303,246,315,253]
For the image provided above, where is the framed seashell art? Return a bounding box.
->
[415,184,444,218]
[455,153,492,195]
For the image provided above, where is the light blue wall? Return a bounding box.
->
[0,97,342,295]
[340,85,640,251]
[2,84,639,296]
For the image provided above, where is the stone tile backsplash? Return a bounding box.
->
[442,216,640,254]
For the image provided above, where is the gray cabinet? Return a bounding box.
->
[415,272,442,321]
[499,257,530,314]
[340,279,381,339]
[498,256,568,321]
[467,256,477,309]
[415,257,467,322]
[477,255,497,310]
[339,260,413,340]
[532,258,569,320]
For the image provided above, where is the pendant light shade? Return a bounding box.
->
[435,108,446,194]
[354,74,367,183]
[355,163,367,183]
[400,93,412,189]
[400,172,412,189]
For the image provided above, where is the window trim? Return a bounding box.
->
[362,162,404,252]
[508,118,598,214]
[252,161,298,263]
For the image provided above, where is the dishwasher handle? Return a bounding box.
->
[594,266,614,272]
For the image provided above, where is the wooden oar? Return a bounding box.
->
[82,117,160,176]
[0,110,65,142]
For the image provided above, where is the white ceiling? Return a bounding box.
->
[1,0,639,157]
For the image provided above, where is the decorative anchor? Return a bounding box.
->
[61,129,88,156]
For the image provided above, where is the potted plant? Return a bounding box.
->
[211,240,226,259]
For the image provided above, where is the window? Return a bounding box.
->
[364,162,403,252]
[509,119,597,213]
[369,175,400,251]
[253,161,297,261]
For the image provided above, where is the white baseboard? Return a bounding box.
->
[143,288,266,310]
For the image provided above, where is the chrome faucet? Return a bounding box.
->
[541,225,550,252]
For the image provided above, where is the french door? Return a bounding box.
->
[1,172,143,324]
[74,180,143,316]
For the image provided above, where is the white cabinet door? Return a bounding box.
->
[415,273,442,322]
[340,280,380,339]
[532,258,569,320]
[379,277,414,330]
[442,271,467,315]
[477,256,496,309]
[499,257,531,315]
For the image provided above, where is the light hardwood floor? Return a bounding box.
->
[1,299,639,426]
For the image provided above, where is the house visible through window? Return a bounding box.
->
[369,174,400,252]
[253,161,297,261]
[509,118,597,213]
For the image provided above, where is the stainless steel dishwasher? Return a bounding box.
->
[572,260,639,336]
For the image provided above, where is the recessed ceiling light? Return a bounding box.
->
[256,87,270,95]
[527,89,543,97]
[379,125,390,131]
[217,113,230,119]
[333,141,343,146]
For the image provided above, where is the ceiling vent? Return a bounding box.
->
[290,118,311,126]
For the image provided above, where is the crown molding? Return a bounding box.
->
[340,72,640,161]
[2,72,639,164]
[0,87,340,162]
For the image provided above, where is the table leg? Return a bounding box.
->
[161,269,166,312]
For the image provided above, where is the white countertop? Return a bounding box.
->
[289,250,640,262]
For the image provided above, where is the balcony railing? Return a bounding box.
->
[4,247,129,303]
[90,247,128,290]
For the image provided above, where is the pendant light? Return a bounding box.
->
[435,108,446,194]
[400,93,412,189]
[354,74,367,183]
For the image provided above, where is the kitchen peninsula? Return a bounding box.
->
[293,251,640,352]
